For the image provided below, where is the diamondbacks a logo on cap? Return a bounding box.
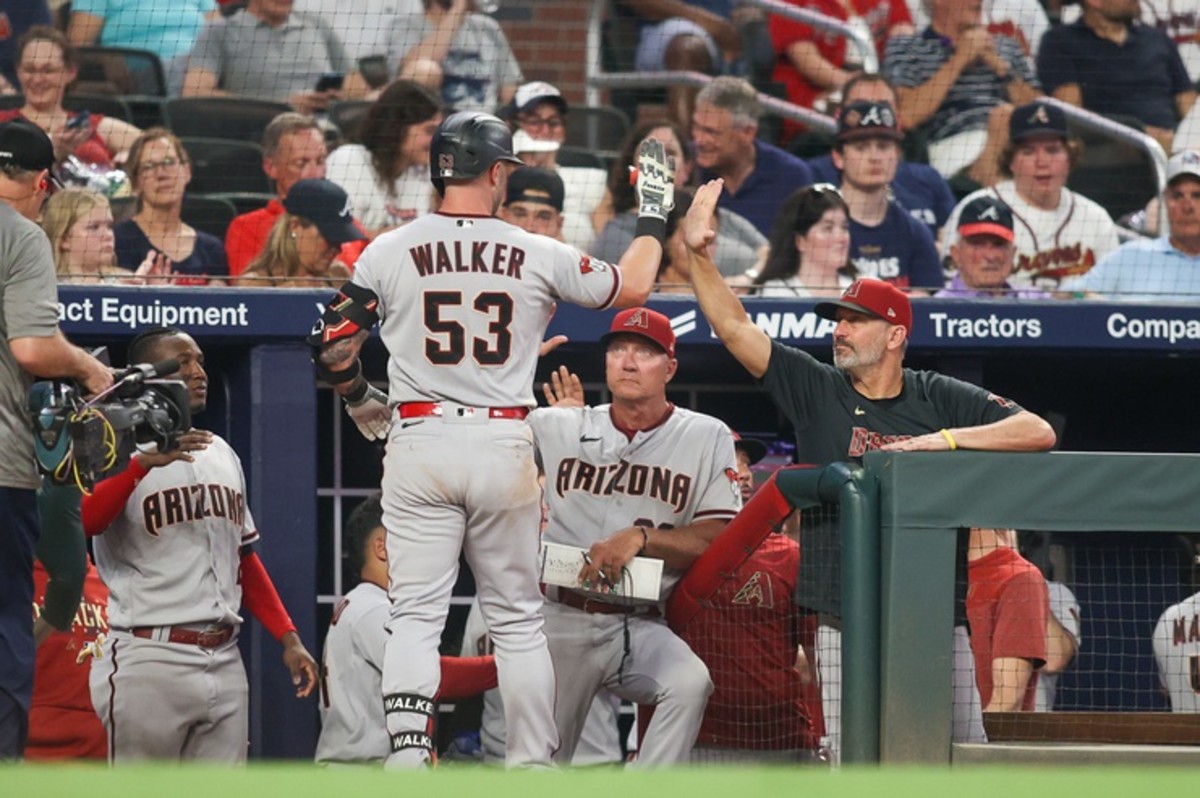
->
[624,308,650,330]
[977,204,1001,221]
[1030,105,1050,125]
[843,280,864,299]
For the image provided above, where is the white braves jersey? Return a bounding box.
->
[316,582,391,764]
[351,212,622,408]
[1152,591,1200,713]
[92,435,258,630]
[528,405,741,600]
[461,598,623,765]
[1035,581,1081,711]
[942,181,1120,289]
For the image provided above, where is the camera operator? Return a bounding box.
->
[0,117,112,761]
[79,326,318,763]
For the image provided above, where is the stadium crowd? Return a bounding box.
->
[2,0,1198,769]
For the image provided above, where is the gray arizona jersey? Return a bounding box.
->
[1035,581,1081,711]
[92,435,258,630]
[351,213,622,408]
[317,582,391,764]
[528,405,741,600]
[1153,591,1200,712]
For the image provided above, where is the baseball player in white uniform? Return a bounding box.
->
[530,307,741,767]
[940,101,1120,290]
[317,494,498,765]
[83,327,318,763]
[1152,543,1200,713]
[1036,580,1082,711]
[461,597,624,765]
[309,111,673,768]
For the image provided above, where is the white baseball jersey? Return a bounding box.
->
[350,213,622,408]
[1035,581,1082,711]
[941,181,1120,290]
[92,436,258,629]
[1152,591,1200,713]
[528,405,742,600]
[317,582,391,765]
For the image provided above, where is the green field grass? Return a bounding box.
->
[5,764,1197,798]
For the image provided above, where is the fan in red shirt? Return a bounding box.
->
[225,112,367,277]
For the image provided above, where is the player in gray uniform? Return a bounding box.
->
[1153,539,1200,712]
[317,494,498,765]
[309,110,673,768]
[530,307,741,767]
[83,327,318,763]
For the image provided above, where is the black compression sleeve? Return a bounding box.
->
[35,482,87,631]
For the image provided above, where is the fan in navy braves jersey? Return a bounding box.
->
[310,111,674,769]
[683,177,1057,761]
[81,327,319,763]
[832,101,943,291]
[530,307,740,767]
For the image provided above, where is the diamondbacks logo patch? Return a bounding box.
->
[731,571,773,609]
[624,308,650,330]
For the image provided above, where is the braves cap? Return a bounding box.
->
[814,277,912,332]
[510,81,568,116]
[600,307,676,357]
[283,178,367,246]
[732,432,767,465]
[837,100,903,143]
[0,118,55,172]
[957,196,1015,242]
[1166,150,1200,186]
[1009,101,1068,142]
[505,166,565,211]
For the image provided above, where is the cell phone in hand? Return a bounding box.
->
[66,110,90,131]
[314,72,345,93]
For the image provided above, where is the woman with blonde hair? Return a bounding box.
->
[114,127,227,284]
[41,189,139,284]
[238,179,367,288]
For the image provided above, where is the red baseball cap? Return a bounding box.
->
[814,278,912,333]
[600,307,676,357]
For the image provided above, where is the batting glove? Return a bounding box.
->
[633,137,676,222]
[344,382,391,441]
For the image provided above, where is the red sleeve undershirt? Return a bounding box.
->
[240,551,297,642]
[81,458,149,536]
[438,655,499,700]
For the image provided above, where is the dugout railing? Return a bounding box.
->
[813,450,1200,765]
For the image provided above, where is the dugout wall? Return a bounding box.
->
[844,451,1200,765]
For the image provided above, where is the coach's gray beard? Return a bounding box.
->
[833,335,886,370]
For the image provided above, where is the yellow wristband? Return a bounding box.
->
[939,429,958,451]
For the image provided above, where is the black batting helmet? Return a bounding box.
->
[430,111,523,196]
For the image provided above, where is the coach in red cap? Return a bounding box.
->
[680,179,1057,761]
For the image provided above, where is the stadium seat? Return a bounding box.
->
[181,194,238,241]
[75,46,167,97]
[207,192,275,217]
[564,105,630,160]
[180,138,272,195]
[163,97,292,144]
[1067,114,1159,221]
[63,94,134,124]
